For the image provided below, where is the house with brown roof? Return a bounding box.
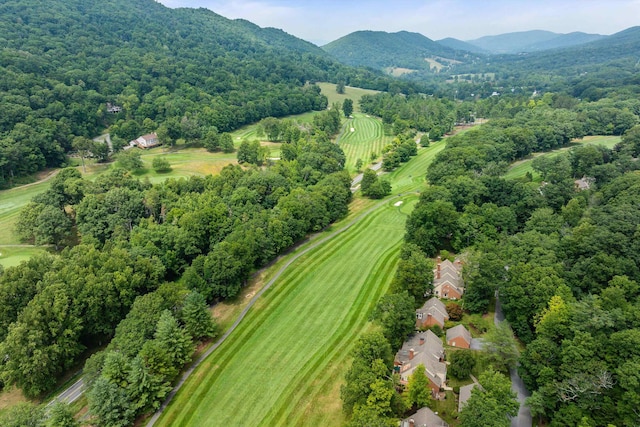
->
[401,407,449,427]
[433,257,465,300]
[416,297,449,329]
[446,324,472,349]
[395,331,447,397]
[130,133,160,149]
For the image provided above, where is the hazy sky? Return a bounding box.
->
[156,0,640,45]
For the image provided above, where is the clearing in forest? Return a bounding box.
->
[505,135,621,180]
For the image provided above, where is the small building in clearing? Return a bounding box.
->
[130,133,160,149]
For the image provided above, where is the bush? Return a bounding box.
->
[446,302,464,321]
[448,350,476,379]
[152,156,172,173]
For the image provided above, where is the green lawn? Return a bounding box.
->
[504,135,621,180]
[316,82,381,111]
[156,198,412,427]
[337,113,393,173]
[388,140,447,194]
[0,180,52,246]
[0,246,48,269]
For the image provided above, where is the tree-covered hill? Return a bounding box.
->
[436,37,489,54]
[465,30,604,54]
[522,31,606,52]
[0,0,408,187]
[477,26,640,78]
[322,30,477,71]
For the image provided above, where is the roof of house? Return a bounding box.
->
[396,331,444,366]
[574,176,594,190]
[401,407,449,427]
[133,133,159,148]
[396,331,447,387]
[434,258,464,292]
[458,383,477,413]
[416,297,449,325]
[446,324,472,345]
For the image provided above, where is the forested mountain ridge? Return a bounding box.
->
[436,37,489,54]
[0,0,407,187]
[466,30,604,54]
[322,30,477,71]
[467,26,640,81]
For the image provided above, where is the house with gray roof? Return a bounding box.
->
[401,407,449,427]
[416,297,449,329]
[458,383,477,413]
[446,324,472,349]
[433,257,465,300]
[395,330,447,397]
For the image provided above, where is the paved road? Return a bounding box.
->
[350,162,383,191]
[494,297,532,427]
[47,377,84,407]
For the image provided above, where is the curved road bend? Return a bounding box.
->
[143,195,405,426]
[494,297,533,427]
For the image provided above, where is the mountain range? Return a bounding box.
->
[463,30,606,54]
[321,27,639,75]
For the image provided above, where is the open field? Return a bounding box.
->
[156,197,412,427]
[316,82,381,111]
[505,135,621,180]
[0,246,47,269]
[388,140,447,194]
[385,67,418,77]
[0,180,52,246]
[337,113,393,172]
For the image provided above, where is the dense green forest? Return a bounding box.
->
[322,30,476,71]
[338,85,640,426]
[0,104,353,426]
[0,0,421,187]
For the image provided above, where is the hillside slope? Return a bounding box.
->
[437,37,489,54]
[0,0,400,185]
[323,30,474,71]
[467,30,563,53]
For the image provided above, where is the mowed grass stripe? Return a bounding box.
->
[156,199,408,427]
[268,240,403,426]
[162,206,398,425]
[388,139,447,194]
[262,206,407,424]
[337,114,391,172]
[160,208,383,424]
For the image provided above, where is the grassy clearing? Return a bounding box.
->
[0,180,52,246]
[337,113,393,173]
[156,197,412,427]
[316,82,381,112]
[387,140,447,194]
[0,387,29,416]
[0,246,48,269]
[504,135,621,181]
